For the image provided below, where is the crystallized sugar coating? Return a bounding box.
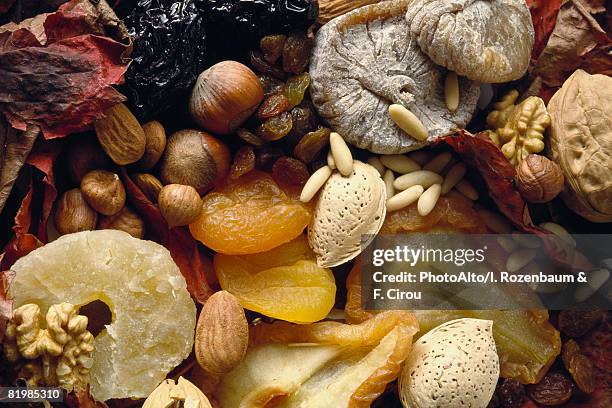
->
[9,230,196,402]
[309,161,386,267]
[310,0,480,154]
[399,318,499,408]
[405,0,534,83]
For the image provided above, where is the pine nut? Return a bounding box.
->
[383,170,395,198]
[327,150,336,169]
[380,155,421,174]
[511,232,543,249]
[329,132,353,176]
[506,248,537,273]
[424,152,453,173]
[574,268,610,302]
[388,104,428,141]
[445,71,460,112]
[300,165,332,203]
[417,184,442,217]
[383,169,395,199]
[394,170,443,191]
[497,236,518,253]
[408,150,432,165]
[478,209,513,234]
[441,162,466,194]
[539,222,576,248]
[367,156,385,176]
[387,185,424,212]
[455,179,479,200]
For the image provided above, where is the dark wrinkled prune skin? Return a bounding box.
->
[123,0,208,121]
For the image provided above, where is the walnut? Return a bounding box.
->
[2,303,94,392]
[487,91,551,165]
[516,155,564,203]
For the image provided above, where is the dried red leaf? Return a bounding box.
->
[526,0,563,58]
[0,0,131,139]
[65,385,109,408]
[120,168,214,304]
[0,0,15,14]
[0,269,13,343]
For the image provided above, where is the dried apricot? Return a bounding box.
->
[190,171,311,255]
[214,235,335,323]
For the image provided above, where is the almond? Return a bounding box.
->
[94,103,146,165]
[195,291,248,376]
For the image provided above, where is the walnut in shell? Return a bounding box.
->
[405,0,534,83]
[309,161,386,267]
[548,70,612,223]
[310,0,480,154]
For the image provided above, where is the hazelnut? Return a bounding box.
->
[98,207,145,239]
[158,184,202,228]
[160,129,230,195]
[81,170,126,216]
[137,121,167,171]
[133,173,163,203]
[66,136,111,183]
[54,189,98,235]
[516,154,564,203]
[189,61,264,135]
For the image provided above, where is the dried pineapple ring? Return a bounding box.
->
[8,230,196,402]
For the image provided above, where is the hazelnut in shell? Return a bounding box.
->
[98,207,145,239]
[159,184,202,228]
[137,121,167,170]
[189,61,264,135]
[160,129,230,195]
[516,154,564,203]
[66,136,111,183]
[133,173,163,203]
[54,189,98,235]
[81,170,126,216]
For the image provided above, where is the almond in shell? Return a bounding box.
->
[94,103,146,165]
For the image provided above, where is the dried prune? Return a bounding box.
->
[230,146,256,180]
[261,35,286,64]
[256,112,293,141]
[497,379,525,408]
[569,354,595,394]
[256,93,291,121]
[259,75,285,97]
[123,0,208,120]
[288,104,317,141]
[562,339,581,369]
[236,128,265,147]
[282,32,314,74]
[293,126,331,163]
[527,372,573,406]
[256,146,284,171]
[272,157,309,187]
[250,50,287,80]
[284,73,311,108]
[558,310,605,338]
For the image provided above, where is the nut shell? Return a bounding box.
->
[195,291,248,376]
[309,161,386,267]
[190,61,264,135]
[94,103,146,165]
[98,207,145,239]
[81,170,126,216]
[133,173,163,203]
[137,121,166,170]
[158,184,202,228]
[516,155,564,203]
[54,189,98,235]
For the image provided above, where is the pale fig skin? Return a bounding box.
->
[195,291,248,376]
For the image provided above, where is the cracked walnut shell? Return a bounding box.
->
[310,0,480,154]
[405,0,534,83]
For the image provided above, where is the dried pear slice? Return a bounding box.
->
[310,0,480,154]
[405,0,534,83]
[8,230,196,401]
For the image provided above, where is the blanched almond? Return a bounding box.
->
[380,155,421,174]
[300,165,333,203]
[383,169,395,199]
[423,152,453,173]
[329,132,353,176]
[441,163,466,194]
[417,184,442,217]
[388,104,428,141]
[387,185,424,212]
[394,170,443,191]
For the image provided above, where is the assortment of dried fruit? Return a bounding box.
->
[0,0,610,407]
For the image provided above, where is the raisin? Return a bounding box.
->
[558,310,605,338]
[486,392,500,408]
[527,372,573,406]
[284,73,311,108]
[259,75,285,98]
[497,379,525,408]
[250,50,286,80]
[256,146,284,171]
[260,34,286,64]
[230,146,256,180]
[256,112,293,141]
[293,126,331,163]
[256,93,291,121]
[236,128,265,147]
[569,354,595,394]
[562,339,581,369]
[272,156,310,187]
[288,104,318,140]
[282,32,313,74]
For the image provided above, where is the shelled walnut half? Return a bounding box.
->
[3,303,94,391]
